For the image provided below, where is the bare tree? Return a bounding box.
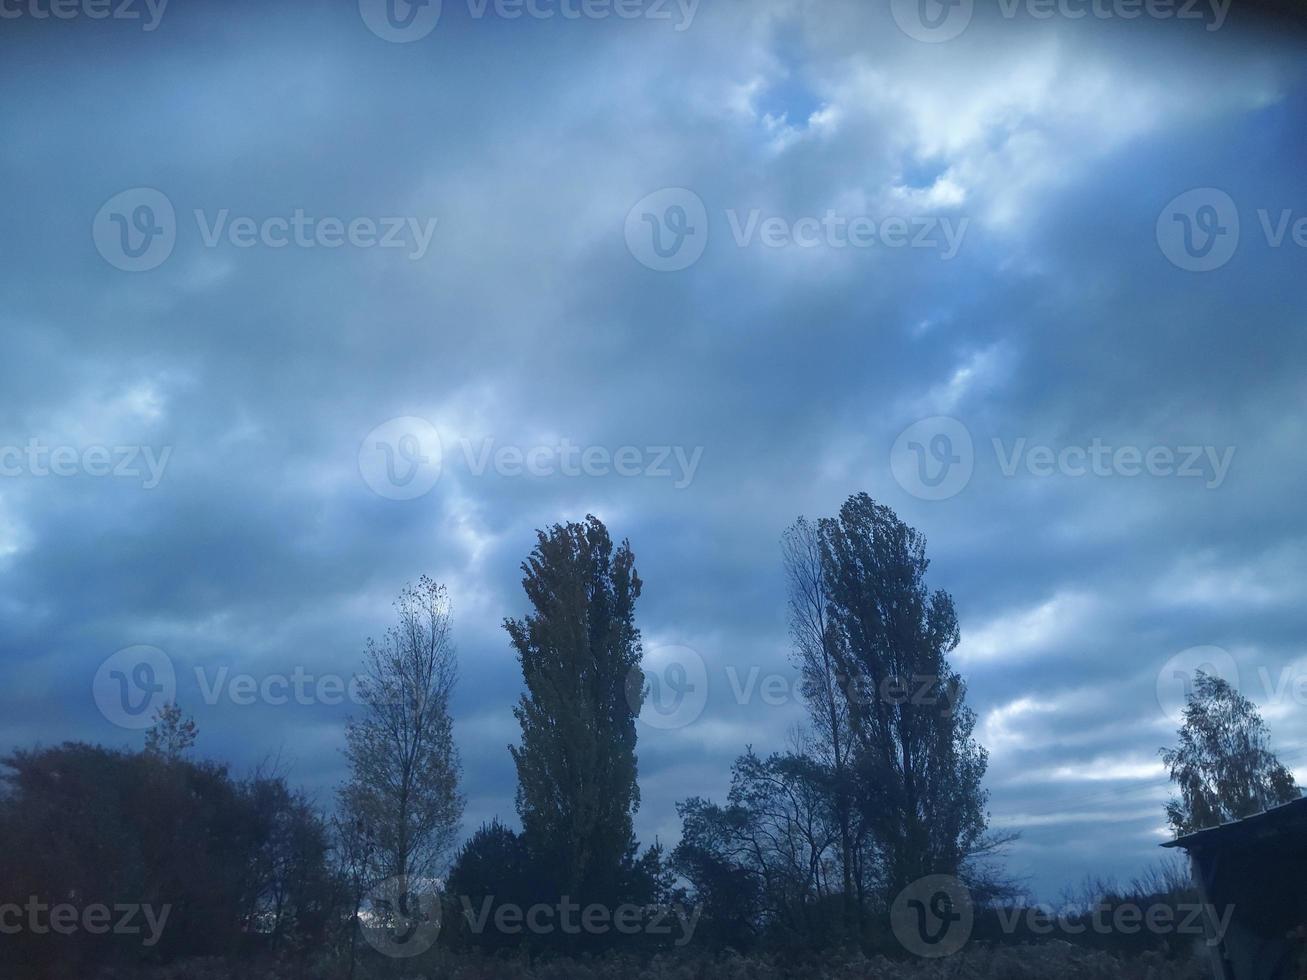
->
[341,576,464,891]
[782,517,858,921]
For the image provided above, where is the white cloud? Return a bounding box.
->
[957,590,1097,665]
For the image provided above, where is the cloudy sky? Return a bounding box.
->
[2,0,1306,899]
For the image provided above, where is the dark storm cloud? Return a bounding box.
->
[2,0,1305,897]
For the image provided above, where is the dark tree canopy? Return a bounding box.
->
[1162,670,1299,836]
[0,743,333,976]
[784,516,858,920]
[674,749,846,949]
[507,515,644,906]
[819,493,991,894]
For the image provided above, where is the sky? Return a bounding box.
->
[2,0,1306,901]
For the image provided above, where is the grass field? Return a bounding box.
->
[118,944,1208,980]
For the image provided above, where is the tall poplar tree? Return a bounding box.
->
[820,493,991,895]
[506,515,644,904]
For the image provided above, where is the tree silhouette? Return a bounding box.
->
[784,516,858,922]
[341,576,464,890]
[144,701,197,760]
[506,515,643,907]
[1162,670,1299,835]
[819,493,993,895]
[674,747,842,947]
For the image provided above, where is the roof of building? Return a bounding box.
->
[1162,795,1307,852]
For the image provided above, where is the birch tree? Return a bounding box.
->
[342,576,464,889]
